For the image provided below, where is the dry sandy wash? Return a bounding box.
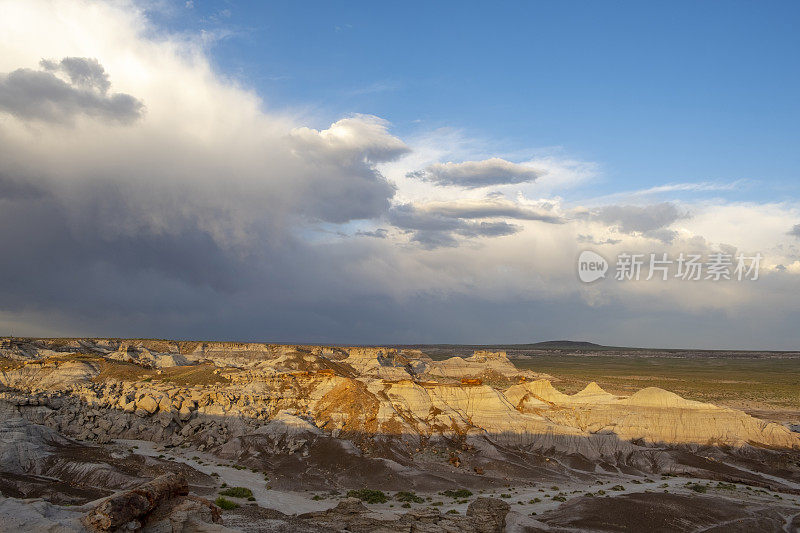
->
[1,338,799,532]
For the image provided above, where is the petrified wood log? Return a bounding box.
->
[83,473,188,531]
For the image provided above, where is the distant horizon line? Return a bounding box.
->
[2,335,798,354]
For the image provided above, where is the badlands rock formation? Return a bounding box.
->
[2,339,795,454]
[1,337,799,532]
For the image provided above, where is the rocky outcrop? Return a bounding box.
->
[0,416,69,474]
[466,497,510,532]
[1,360,100,389]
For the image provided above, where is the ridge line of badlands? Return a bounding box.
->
[1,338,797,452]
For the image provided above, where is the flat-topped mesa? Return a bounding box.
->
[425,350,532,381]
[107,344,190,369]
[470,350,509,359]
[339,347,418,379]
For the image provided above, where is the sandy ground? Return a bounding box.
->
[114,439,800,521]
[115,439,333,514]
[3,438,798,532]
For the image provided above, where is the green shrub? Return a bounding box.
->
[442,489,472,499]
[215,497,239,510]
[401,503,411,508]
[552,496,566,502]
[500,494,511,499]
[395,491,424,503]
[688,483,707,493]
[346,489,388,504]
[431,501,443,506]
[610,485,625,491]
[446,509,459,514]
[219,487,253,499]
[247,496,256,501]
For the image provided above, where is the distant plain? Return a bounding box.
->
[410,343,800,423]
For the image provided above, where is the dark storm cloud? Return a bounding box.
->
[789,224,800,238]
[0,57,143,123]
[0,100,410,338]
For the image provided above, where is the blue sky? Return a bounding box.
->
[2,0,800,348]
[161,1,800,202]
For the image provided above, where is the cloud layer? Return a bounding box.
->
[407,157,543,188]
[0,0,799,349]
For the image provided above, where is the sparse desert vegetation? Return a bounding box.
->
[346,489,388,504]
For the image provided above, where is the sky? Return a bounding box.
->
[0,0,799,349]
